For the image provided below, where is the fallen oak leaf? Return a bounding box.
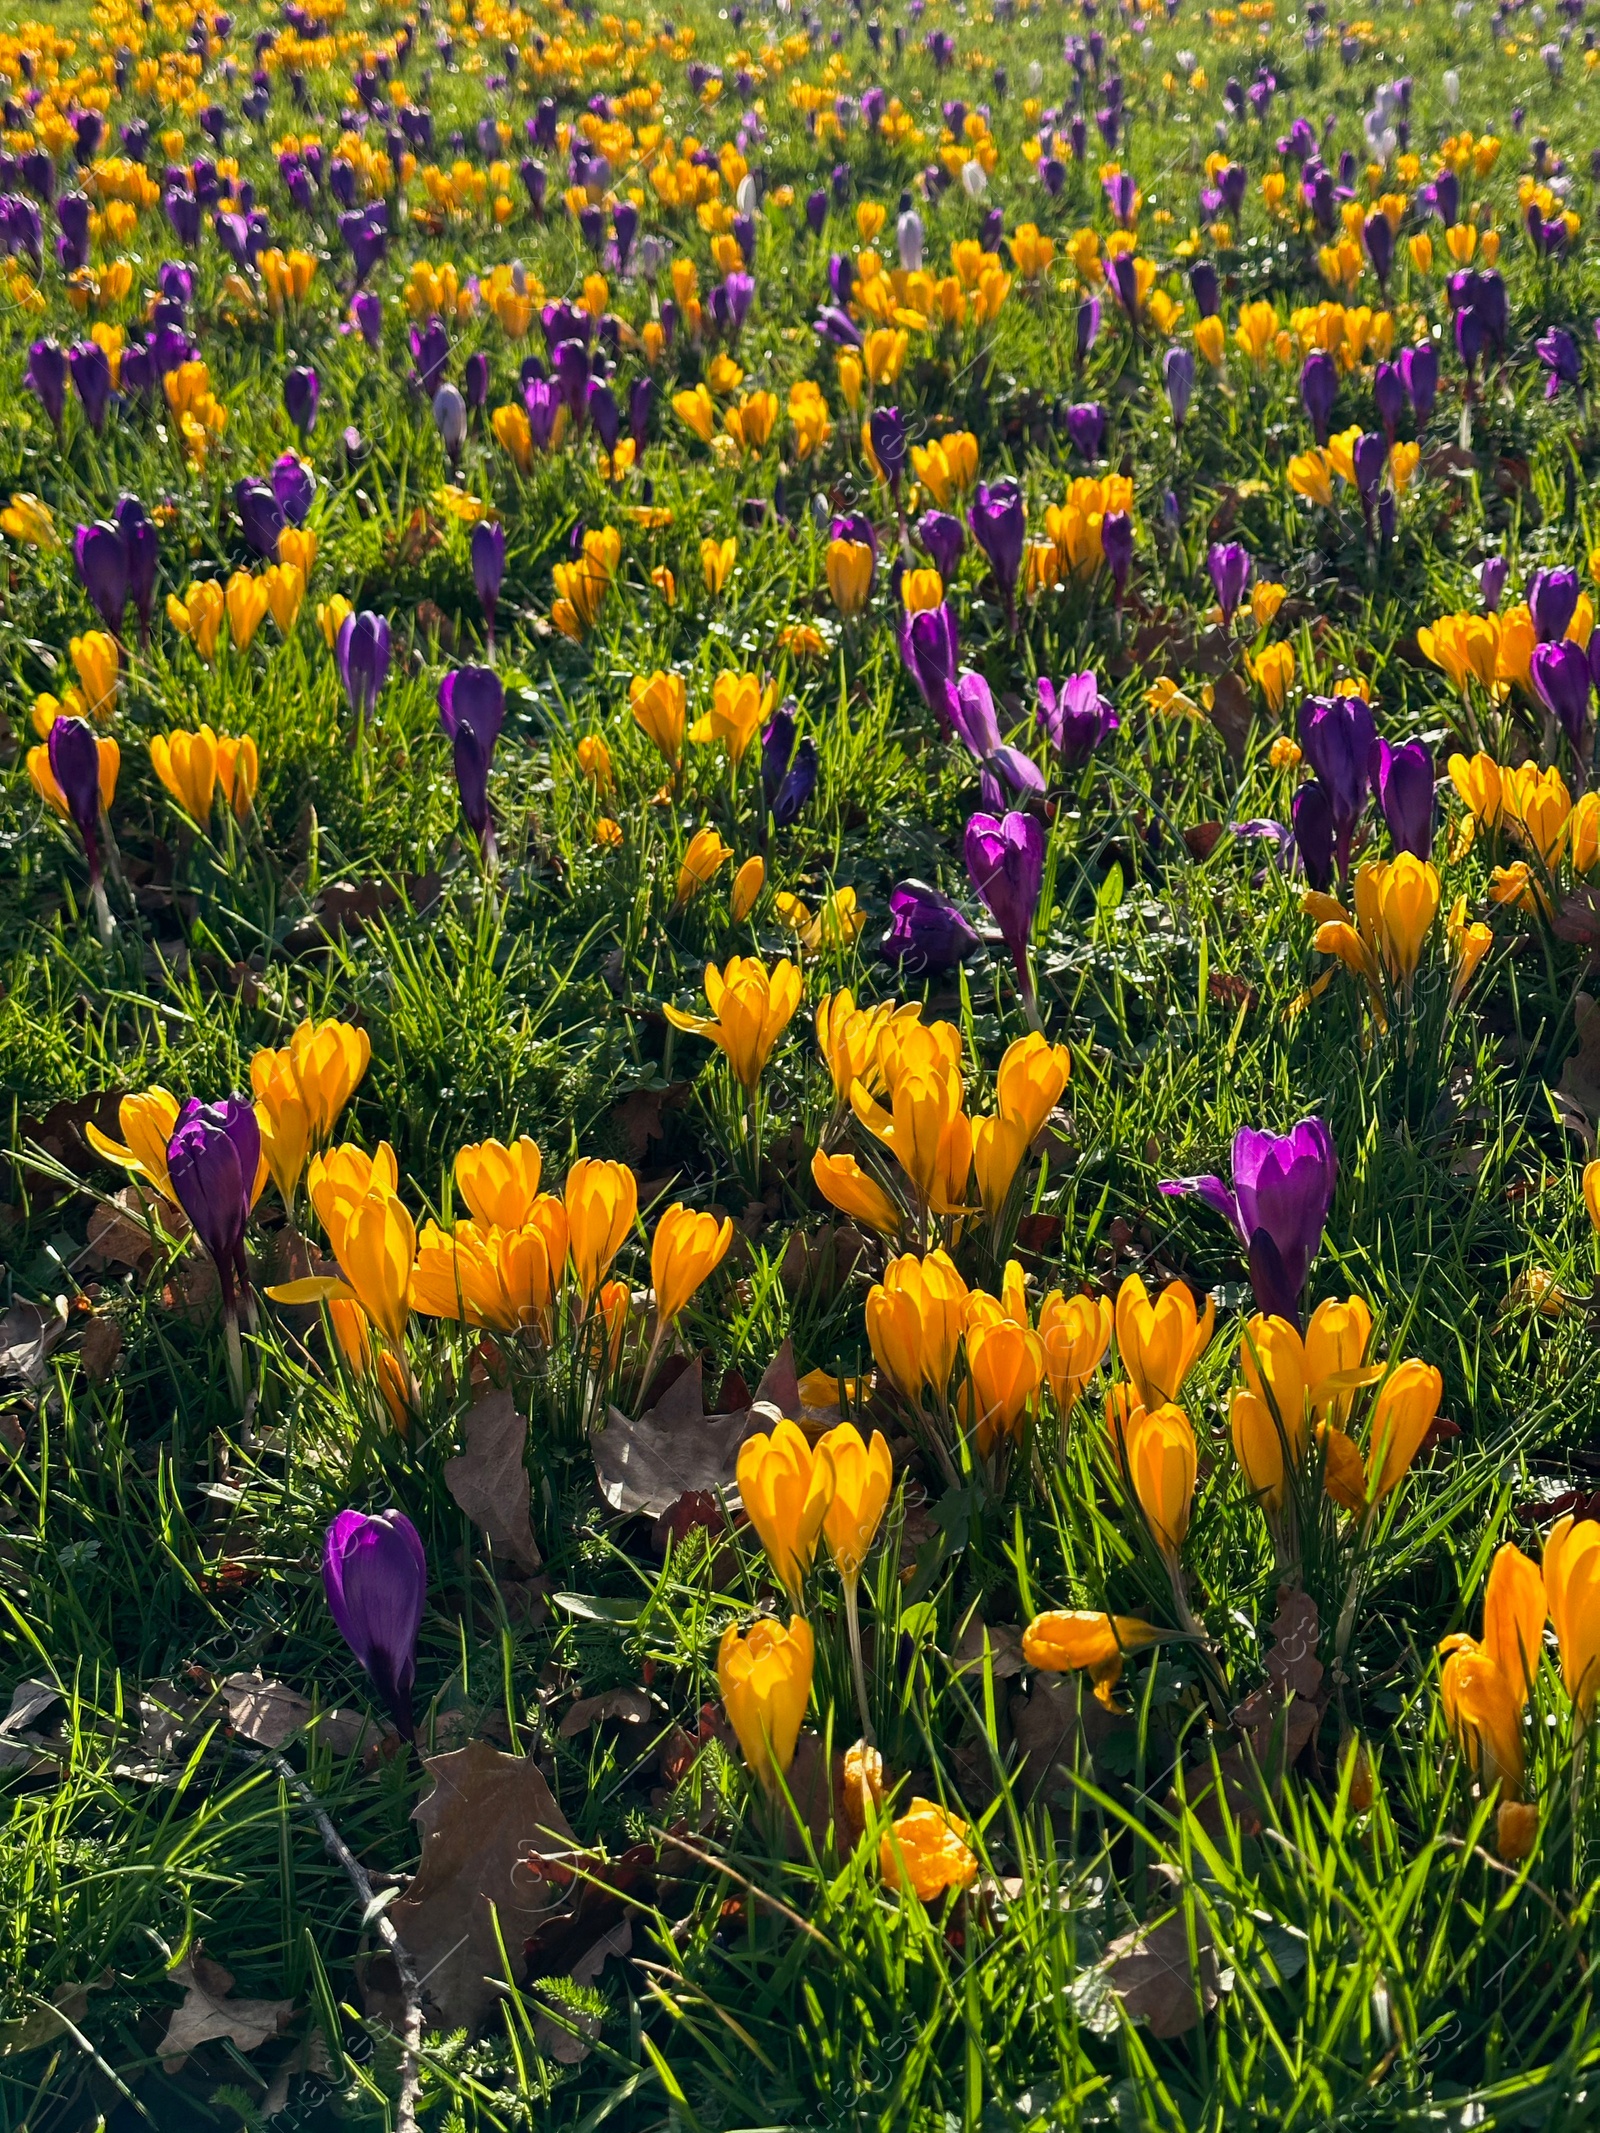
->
[443,1388,542,1573]
[594,1339,801,1519]
[158,1952,292,2074]
[383,1739,577,2033]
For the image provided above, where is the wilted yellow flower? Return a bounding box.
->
[880,1798,977,1899]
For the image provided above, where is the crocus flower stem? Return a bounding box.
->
[843,1576,875,1746]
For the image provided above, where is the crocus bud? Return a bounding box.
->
[1369,736,1435,858]
[322,1509,427,1738]
[471,519,505,648]
[1292,779,1336,891]
[1164,344,1194,428]
[965,810,1045,1009]
[166,1095,259,1311]
[283,363,319,436]
[432,380,467,464]
[1299,349,1338,445]
[117,496,159,647]
[25,339,67,431]
[879,878,981,974]
[1532,638,1592,751]
[47,713,106,862]
[74,521,129,638]
[438,664,505,860]
[1101,510,1133,603]
[336,610,391,721]
[1529,565,1581,645]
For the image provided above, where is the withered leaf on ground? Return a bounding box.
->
[1205,671,1253,768]
[386,1739,577,2034]
[0,1680,61,1737]
[0,1302,67,1390]
[443,1388,542,1572]
[532,1918,633,2065]
[949,1614,1024,1680]
[158,1952,293,2073]
[220,1671,378,1757]
[594,1340,801,1518]
[1557,993,1600,1149]
[1104,1910,1220,2038]
[79,1318,123,1383]
[558,1687,653,1737]
[1008,1673,1133,1803]
[521,1841,661,1978]
[0,1973,110,2060]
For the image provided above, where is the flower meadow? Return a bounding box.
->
[15,0,1600,2129]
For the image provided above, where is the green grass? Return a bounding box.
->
[6,0,1600,2124]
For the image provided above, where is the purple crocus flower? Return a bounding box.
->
[322,1509,427,1738]
[968,479,1025,622]
[1398,342,1437,427]
[1532,638,1592,751]
[1208,540,1252,627]
[1063,401,1105,460]
[410,315,450,397]
[1369,737,1434,858]
[47,714,105,881]
[1161,1117,1338,1325]
[900,602,960,728]
[471,520,505,651]
[1164,345,1194,428]
[1298,693,1375,878]
[1076,295,1101,362]
[1299,350,1338,445]
[68,340,112,432]
[1352,431,1387,514]
[166,1095,259,1321]
[236,477,285,561]
[949,671,1045,801]
[438,665,505,862]
[1372,361,1406,441]
[25,338,66,431]
[1479,556,1509,612]
[918,510,965,583]
[965,810,1046,1014]
[878,880,981,976]
[1291,780,1335,892]
[74,521,129,638]
[337,610,391,723]
[1037,670,1118,770]
[761,706,819,827]
[1363,210,1393,291]
[1189,259,1219,318]
[868,405,907,491]
[283,363,319,435]
[271,452,316,528]
[1101,511,1133,605]
[628,375,654,455]
[351,288,383,347]
[117,496,159,649]
[1528,566,1580,645]
[1107,250,1139,321]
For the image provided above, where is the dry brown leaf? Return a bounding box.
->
[158,1952,292,2073]
[0,1680,60,1737]
[443,1389,542,1573]
[949,1614,1024,1681]
[0,1303,67,1390]
[1104,1910,1219,2037]
[387,1739,577,2033]
[594,1340,801,1518]
[0,1972,110,2059]
[1206,671,1253,768]
[1558,993,1600,1144]
[219,1672,376,1757]
[558,1688,653,1738]
[1008,1673,1129,1802]
[79,1318,123,1383]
